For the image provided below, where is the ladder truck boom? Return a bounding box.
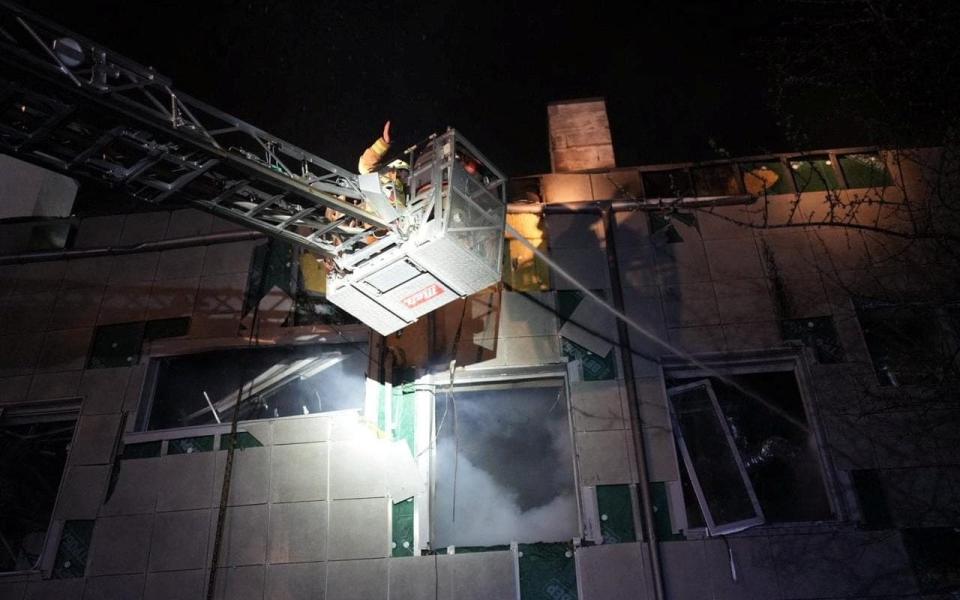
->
[0,2,507,335]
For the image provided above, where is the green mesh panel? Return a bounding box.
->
[220,431,263,450]
[392,497,415,557]
[52,520,94,579]
[121,440,161,459]
[168,435,214,455]
[518,542,578,600]
[596,485,636,544]
[557,290,617,381]
[650,482,684,541]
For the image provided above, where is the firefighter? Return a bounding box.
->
[358,120,409,208]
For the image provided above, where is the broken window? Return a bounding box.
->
[0,407,78,572]
[432,378,578,548]
[137,342,368,431]
[668,380,764,535]
[856,301,960,387]
[667,370,833,535]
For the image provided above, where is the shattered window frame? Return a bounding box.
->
[135,341,368,432]
[667,379,766,536]
[427,369,581,550]
[662,353,840,535]
[0,400,80,574]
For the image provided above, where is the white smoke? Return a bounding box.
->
[432,386,579,548]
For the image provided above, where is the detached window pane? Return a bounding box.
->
[670,371,833,527]
[142,342,367,430]
[790,156,840,192]
[669,381,763,535]
[433,379,577,547]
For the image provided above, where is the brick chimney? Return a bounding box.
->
[547,98,616,173]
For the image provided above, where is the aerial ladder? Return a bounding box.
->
[0,2,507,335]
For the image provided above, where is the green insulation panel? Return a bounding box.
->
[519,542,578,600]
[392,497,415,557]
[52,520,94,578]
[168,435,214,455]
[650,482,684,541]
[220,431,264,450]
[121,440,161,459]
[392,383,416,454]
[596,485,636,544]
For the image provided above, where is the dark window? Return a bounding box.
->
[857,303,959,387]
[692,165,741,196]
[668,370,833,531]
[432,379,577,547]
[642,170,694,198]
[839,153,893,189]
[789,156,840,192]
[0,418,77,572]
[139,342,368,431]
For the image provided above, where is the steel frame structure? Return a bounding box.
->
[0,1,393,262]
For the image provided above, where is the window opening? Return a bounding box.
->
[139,342,367,431]
[432,378,577,548]
[0,414,77,572]
[856,302,960,387]
[667,370,833,533]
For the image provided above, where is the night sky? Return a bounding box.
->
[27,1,799,176]
[25,1,957,176]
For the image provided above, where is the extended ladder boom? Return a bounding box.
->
[0,2,509,335]
[0,1,390,261]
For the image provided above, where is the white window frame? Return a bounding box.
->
[668,379,765,536]
[420,365,582,551]
[660,348,846,533]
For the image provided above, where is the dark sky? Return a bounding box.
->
[30,1,794,176]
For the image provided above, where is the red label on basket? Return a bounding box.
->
[401,283,444,309]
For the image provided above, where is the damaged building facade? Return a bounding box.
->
[0,98,958,599]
